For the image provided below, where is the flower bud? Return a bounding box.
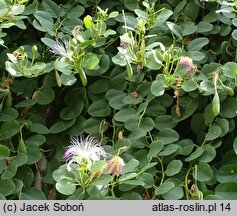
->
[179,56,195,75]
[106,156,125,176]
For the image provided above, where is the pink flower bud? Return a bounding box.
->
[179,56,195,75]
[106,156,125,176]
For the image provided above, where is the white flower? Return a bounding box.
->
[63,135,106,171]
[50,40,73,61]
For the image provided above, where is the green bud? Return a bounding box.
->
[31,45,38,54]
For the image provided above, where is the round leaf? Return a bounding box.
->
[150,80,165,97]
[222,62,237,79]
[165,160,183,176]
[0,145,10,159]
[185,147,204,162]
[20,187,46,200]
[148,140,164,159]
[205,125,222,141]
[157,128,179,145]
[0,108,18,122]
[0,121,21,140]
[34,86,55,105]
[88,100,111,117]
[158,144,179,156]
[220,97,237,118]
[215,183,237,199]
[50,119,76,134]
[114,108,137,122]
[0,179,15,196]
[216,165,237,183]
[155,181,175,195]
[195,162,213,182]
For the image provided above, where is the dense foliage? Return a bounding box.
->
[0,0,237,200]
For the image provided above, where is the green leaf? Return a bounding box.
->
[181,80,197,92]
[90,160,106,172]
[146,50,163,70]
[216,165,237,183]
[41,37,57,50]
[197,22,213,33]
[205,125,222,141]
[86,185,108,198]
[234,137,237,155]
[147,140,164,160]
[185,147,204,162]
[56,179,76,195]
[54,61,72,75]
[172,97,199,122]
[60,100,84,120]
[106,89,127,110]
[158,144,179,156]
[123,94,143,105]
[114,139,132,154]
[232,29,237,40]
[15,166,34,188]
[20,187,46,200]
[220,97,237,118]
[50,119,76,134]
[187,37,209,51]
[82,53,99,70]
[195,162,213,182]
[1,163,17,179]
[92,175,113,186]
[162,178,184,200]
[178,139,195,156]
[33,11,54,36]
[42,0,61,17]
[119,172,138,182]
[0,179,15,196]
[85,55,110,76]
[0,145,10,160]
[29,123,49,134]
[155,9,173,24]
[154,115,177,130]
[0,121,21,140]
[88,100,111,117]
[83,118,107,136]
[67,5,85,19]
[114,108,137,122]
[222,62,237,79]
[157,128,179,145]
[34,86,55,105]
[165,160,182,176]
[215,118,229,137]
[204,103,215,125]
[61,74,77,86]
[124,0,139,11]
[215,183,237,199]
[198,144,216,163]
[112,53,127,66]
[122,159,139,174]
[15,99,36,107]
[188,50,205,61]
[136,172,154,189]
[150,80,165,96]
[155,181,175,195]
[52,165,75,182]
[166,21,183,39]
[0,108,18,122]
[180,21,197,36]
[108,11,119,19]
